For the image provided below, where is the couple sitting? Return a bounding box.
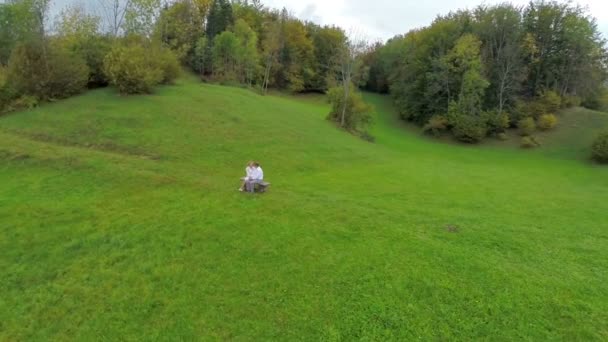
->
[239,161,264,192]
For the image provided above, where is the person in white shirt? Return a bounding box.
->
[239,161,256,192]
[245,162,264,193]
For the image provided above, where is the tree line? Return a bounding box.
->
[360,1,608,143]
[0,0,372,135]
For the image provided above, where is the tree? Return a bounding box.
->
[474,4,525,113]
[204,0,234,74]
[337,31,369,127]
[0,0,39,63]
[193,37,208,77]
[154,0,210,63]
[55,5,101,40]
[206,0,233,40]
[327,84,372,132]
[123,0,161,37]
[444,34,490,143]
[233,19,260,85]
[212,31,240,80]
[8,41,89,100]
[523,1,606,99]
[279,16,315,92]
[55,5,108,87]
[309,25,345,91]
[260,18,281,93]
[446,34,489,117]
[98,0,133,36]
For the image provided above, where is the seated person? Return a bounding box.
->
[239,161,255,192]
[245,162,264,193]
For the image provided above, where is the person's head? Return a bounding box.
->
[247,161,255,168]
[253,162,260,168]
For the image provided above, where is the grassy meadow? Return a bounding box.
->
[1,76,607,340]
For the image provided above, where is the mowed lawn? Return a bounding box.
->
[1,76,607,340]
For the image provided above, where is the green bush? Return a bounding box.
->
[154,47,181,85]
[583,87,608,111]
[326,85,373,132]
[103,44,164,94]
[451,115,488,143]
[562,95,581,108]
[591,131,608,163]
[521,136,539,148]
[539,90,561,114]
[537,114,558,131]
[423,115,449,136]
[497,132,508,141]
[6,95,38,112]
[7,41,89,100]
[485,111,510,134]
[74,36,112,87]
[0,66,12,112]
[515,91,563,120]
[518,117,536,136]
[513,99,540,123]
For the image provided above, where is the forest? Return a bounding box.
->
[1,0,608,155]
[363,2,608,144]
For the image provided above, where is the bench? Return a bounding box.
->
[241,178,270,193]
[255,181,271,193]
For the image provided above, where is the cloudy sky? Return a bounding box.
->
[51,0,608,42]
[262,0,608,42]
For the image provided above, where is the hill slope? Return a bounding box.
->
[1,78,607,340]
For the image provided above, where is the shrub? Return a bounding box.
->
[515,91,563,120]
[583,87,608,111]
[562,95,581,108]
[423,115,449,136]
[539,90,561,114]
[591,131,608,163]
[75,36,112,87]
[154,47,181,85]
[511,100,528,124]
[518,117,536,136]
[6,96,38,112]
[451,115,487,143]
[512,99,539,124]
[497,132,508,141]
[327,85,373,132]
[521,136,540,148]
[103,44,164,94]
[0,66,6,87]
[0,66,13,112]
[485,111,510,134]
[7,41,89,100]
[537,114,558,131]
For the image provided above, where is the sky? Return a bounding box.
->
[262,0,608,42]
[51,0,608,42]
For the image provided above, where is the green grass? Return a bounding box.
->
[481,107,608,160]
[1,77,607,340]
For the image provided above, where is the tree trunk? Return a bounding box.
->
[341,74,350,127]
[263,58,272,94]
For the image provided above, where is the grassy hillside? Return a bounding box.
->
[1,77,607,340]
[483,107,608,160]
